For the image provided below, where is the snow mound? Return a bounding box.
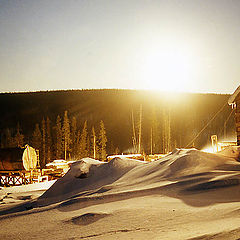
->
[36,147,240,207]
[2,147,240,215]
[37,157,144,206]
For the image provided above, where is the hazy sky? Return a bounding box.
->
[0,0,239,93]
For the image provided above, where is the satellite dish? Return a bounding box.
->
[22,145,37,171]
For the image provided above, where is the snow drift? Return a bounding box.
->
[2,147,240,240]
[2,147,240,214]
[35,147,240,207]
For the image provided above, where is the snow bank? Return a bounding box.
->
[37,157,144,206]
[2,147,240,215]
[36,147,240,206]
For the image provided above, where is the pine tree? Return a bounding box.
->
[99,120,107,161]
[78,120,88,158]
[114,147,120,155]
[76,129,81,159]
[46,117,52,163]
[56,115,63,159]
[62,111,71,160]
[41,118,46,167]
[4,128,15,148]
[15,123,24,147]
[32,123,42,151]
[91,126,97,159]
[71,116,77,158]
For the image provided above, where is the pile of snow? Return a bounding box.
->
[37,157,144,206]
[35,147,240,207]
[1,147,240,213]
[1,147,240,240]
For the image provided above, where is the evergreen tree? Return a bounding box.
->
[15,123,24,147]
[62,111,71,160]
[46,117,52,163]
[76,129,81,159]
[71,116,77,158]
[99,120,107,161]
[114,146,120,155]
[41,118,46,167]
[32,123,42,151]
[91,126,97,159]
[4,128,15,148]
[78,120,88,158]
[56,115,63,159]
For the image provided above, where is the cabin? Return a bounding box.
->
[228,85,240,145]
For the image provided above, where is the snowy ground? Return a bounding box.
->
[1,148,240,239]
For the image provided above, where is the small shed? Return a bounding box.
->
[228,85,240,145]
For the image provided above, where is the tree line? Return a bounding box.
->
[0,89,236,159]
[1,111,108,167]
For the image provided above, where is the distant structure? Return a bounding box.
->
[228,85,240,145]
[0,144,38,171]
[0,145,40,186]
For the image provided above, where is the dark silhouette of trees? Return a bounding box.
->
[41,118,46,167]
[56,115,63,159]
[32,123,41,151]
[0,89,235,161]
[15,123,24,147]
[99,120,107,161]
[62,111,71,160]
[46,117,52,164]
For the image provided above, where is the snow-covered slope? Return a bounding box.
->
[1,147,240,239]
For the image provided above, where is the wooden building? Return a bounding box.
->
[228,85,240,145]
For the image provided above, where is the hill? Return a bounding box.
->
[0,89,236,161]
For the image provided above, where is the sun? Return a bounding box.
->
[141,45,194,92]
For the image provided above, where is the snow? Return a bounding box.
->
[1,147,240,239]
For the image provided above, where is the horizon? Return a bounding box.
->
[0,87,236,95]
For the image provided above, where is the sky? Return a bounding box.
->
[0,0,239,93]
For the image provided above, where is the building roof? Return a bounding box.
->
[228,85,240,104]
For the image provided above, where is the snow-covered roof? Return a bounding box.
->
[228,85,240,104]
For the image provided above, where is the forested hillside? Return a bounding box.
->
[0,89,235,164]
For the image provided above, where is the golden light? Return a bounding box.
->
[141,43,195,92]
